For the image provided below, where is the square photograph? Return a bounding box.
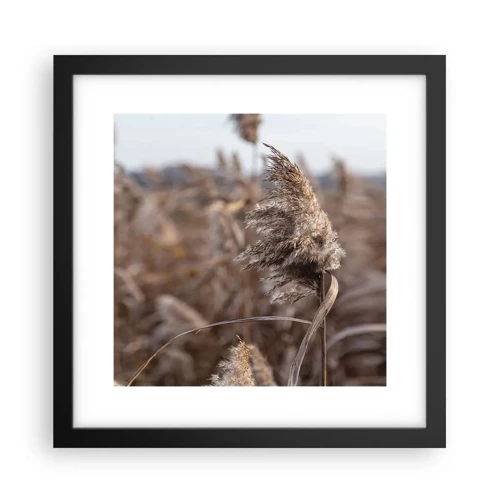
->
[113,114,386,387]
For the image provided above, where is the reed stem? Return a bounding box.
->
[320,272,327,386]
[288,274,338,386]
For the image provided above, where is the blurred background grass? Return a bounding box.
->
[114,114,386,386]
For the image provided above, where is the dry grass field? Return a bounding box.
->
[114,119,386,387]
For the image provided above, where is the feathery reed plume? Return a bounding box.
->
[238,144,345,303]
[210,341,276,386]
[248,345,276,386]
[296,152,324,205]
[239,144,344,385]
[229,114,262,144]
[230,114,262,177]
[210,339,255,386]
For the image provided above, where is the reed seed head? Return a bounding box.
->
[248,345,276,386]
[210,341,276,386]
[210,340,255,386]
[230,114,262,144]
[238,144,345,303]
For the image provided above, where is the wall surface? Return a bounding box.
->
[2,1,499,499]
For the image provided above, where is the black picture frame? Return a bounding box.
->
[54,55,446,448]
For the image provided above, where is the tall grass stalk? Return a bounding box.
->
[320,271,327,386]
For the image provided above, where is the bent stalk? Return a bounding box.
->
[126,315,312,386]
[288,274,339,387]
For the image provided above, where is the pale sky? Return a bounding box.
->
[115,114,386,175]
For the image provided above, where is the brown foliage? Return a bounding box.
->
[114,147,386,387]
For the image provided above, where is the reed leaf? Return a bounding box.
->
[288,274,339,386]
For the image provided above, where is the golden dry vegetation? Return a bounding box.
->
[114,144,386,387]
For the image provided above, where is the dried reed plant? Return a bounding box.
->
[238,144,344,303]
[210,340,276,386]
[238,144,345,385]
[296,152,324,205]
[248,344,276,386]
[115,147,386,388]
[210,339,255,386]
[230,114,262,177]
[229,114,262,144]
